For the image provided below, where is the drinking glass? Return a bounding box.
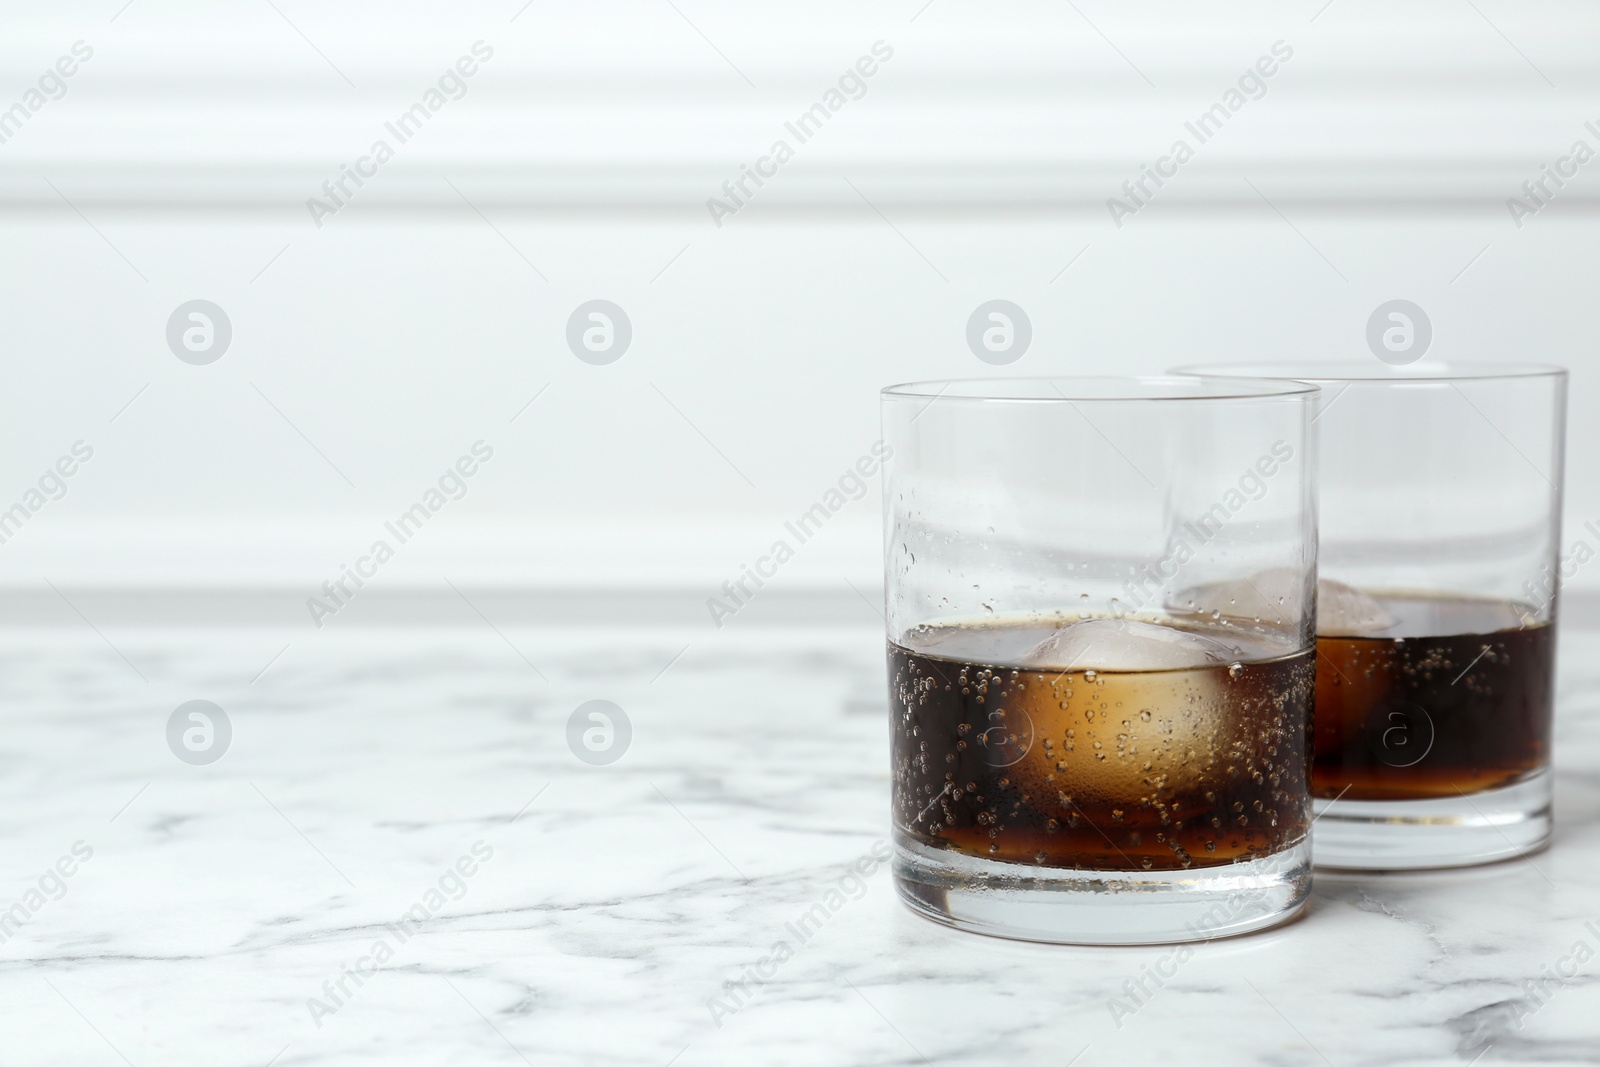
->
[1178,362,1567,869]
[881,377,1319,944]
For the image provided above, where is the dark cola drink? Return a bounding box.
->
[888,615,1314,872]
[1313,594,1553,800]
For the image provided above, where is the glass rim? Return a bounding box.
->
[880,375,1320,403]
[1171,360,1568,384]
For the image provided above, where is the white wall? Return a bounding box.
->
[2,2,1597,604]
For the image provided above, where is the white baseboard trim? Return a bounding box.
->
[2,585,1596,631]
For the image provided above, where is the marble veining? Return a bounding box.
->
[1,623,1597,1065]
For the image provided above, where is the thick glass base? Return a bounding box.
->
[1312,770,1552,871]
[892,834,1311,946]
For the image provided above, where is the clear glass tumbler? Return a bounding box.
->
[881,377,1320,944]
[1177,362,1567,870]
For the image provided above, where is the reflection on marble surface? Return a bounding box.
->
[1,622,1597,1065]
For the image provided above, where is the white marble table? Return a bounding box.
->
[4,619,1599,1066]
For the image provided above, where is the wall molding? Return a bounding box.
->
[4,5,1598,208]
